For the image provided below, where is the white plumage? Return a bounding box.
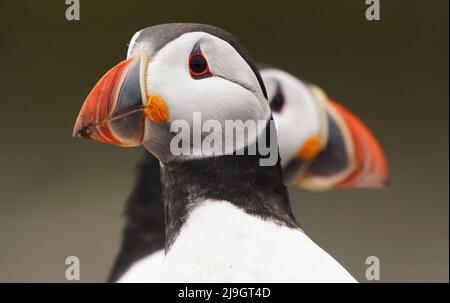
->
[159,201,356,282]
[120,201,356,283]
[117,250,164,283]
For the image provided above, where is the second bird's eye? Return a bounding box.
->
[270,82,285,112]
[189,44,211,79]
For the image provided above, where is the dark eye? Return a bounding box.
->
[189,44,211,79]
[270,82,284,112]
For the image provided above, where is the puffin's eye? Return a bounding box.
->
[270,82,284,112]
[189,44,211,79]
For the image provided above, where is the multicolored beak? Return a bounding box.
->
[298,88,389,190]
[328,101,388,188]
[72,52,149,147]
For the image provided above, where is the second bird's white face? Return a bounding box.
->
[261,68,323,168]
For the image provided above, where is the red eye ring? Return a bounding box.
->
[189,50,211,79]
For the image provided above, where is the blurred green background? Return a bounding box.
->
[0,0,448,282]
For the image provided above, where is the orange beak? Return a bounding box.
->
[328,101,389,188]
[73,52,148,147]
[299,98,389,190]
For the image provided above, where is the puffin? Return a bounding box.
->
[260,67,388,190]
[107,65,388,282]
[73,23,373,282]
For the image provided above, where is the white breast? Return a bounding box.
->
[158,201,357,283]
[117,249,164,283]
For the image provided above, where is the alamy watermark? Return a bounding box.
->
[65,0,80,21]
[365,256,380,281]
[169,112,278,166]
[65,256,80,281]
[365,0,381,21]
[65,1,379,23]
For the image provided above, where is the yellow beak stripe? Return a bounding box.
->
[297,135,322,160]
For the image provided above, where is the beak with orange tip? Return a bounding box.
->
[73,51,149,147]
[296,88,389,190]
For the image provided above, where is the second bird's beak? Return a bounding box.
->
[73,52,149,147]
[297,87,389,190]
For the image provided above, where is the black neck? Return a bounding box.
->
[160,150,300,250]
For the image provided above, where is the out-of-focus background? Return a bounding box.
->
[0,0,448,282]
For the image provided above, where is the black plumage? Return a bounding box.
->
[161,122,300,249]
[107,150,165,282]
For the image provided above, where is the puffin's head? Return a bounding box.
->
[73,24,271,162]
[261,67,389,190]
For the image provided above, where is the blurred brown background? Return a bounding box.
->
[0,0,448,282]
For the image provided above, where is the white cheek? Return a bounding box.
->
[262,69,322,167]
[147,52,266,128]
[144,32,271,156]
[203,44,259,99]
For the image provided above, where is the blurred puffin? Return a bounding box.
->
[261,67,388,190]
[73,23,384,282]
